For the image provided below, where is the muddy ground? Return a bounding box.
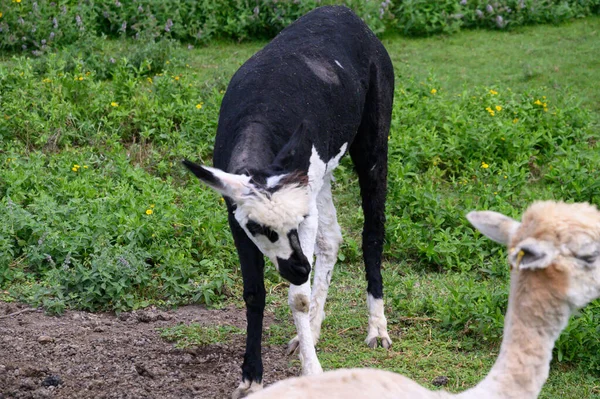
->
[0,302,298,399]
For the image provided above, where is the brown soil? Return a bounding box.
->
[0,302,298,399]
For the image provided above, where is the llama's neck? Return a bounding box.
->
[226,123,278,174]
[456,272,571,399]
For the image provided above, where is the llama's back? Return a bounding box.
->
[249,368,450,399]
[214,5,393,171]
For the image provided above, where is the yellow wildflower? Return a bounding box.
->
[174,76,180,81]
[513,118,519,124]
[196,103,203,109]
[42,78,52,83]
[534,99,543,106]
[485,107,495,116]
[430,88,437,95]
[147,77,152,84]
[14,0,21,3]
[0,12,3,18]
[72,167,78,172]
[150,204,155,208]
[83,165,88,169]
[146,209,153,215]
[481,162,490,169]
[504,175,507,179]
[111,102,119,107]
[78,76,83,81]
[489,89,498,95]
[495,105,502,111]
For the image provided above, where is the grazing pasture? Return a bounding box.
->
[1,13,600,399]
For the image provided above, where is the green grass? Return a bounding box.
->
[184,16,600,113]
[384,16,600,113]
[2,15,600,398]
[160,323,244,348]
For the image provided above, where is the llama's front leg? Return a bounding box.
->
[288,282,323,375]
[287,212,322,375]
[228,213,266,399]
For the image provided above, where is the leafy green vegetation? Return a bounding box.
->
[1,11,600,398]
[1,0,599,55]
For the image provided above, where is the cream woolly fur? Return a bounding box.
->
[249,201,600,399]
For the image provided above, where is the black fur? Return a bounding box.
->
[200,5,394,389]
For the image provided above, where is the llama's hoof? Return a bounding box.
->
[231,380,263,399]
[381,336,392,349]
[366,335,393,349]
[367,337,378,349]
[286,336,300,356]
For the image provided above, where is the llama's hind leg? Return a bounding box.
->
[353,147,392,349]
[309,178,342,344]
[349,65,393,350]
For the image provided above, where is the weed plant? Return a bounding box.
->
[1,0,599,55]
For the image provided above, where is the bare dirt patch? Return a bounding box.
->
[0,302,298,399]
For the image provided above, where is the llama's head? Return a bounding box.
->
[183,160,311,286]
[467,201,600,310]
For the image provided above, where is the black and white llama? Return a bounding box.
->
[184,6,394,398]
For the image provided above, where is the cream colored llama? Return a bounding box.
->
[249,201,600,399]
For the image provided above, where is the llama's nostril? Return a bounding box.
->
[296,263,310,278]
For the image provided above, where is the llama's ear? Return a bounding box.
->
[466,210,521,245]
[509,239,557,270]
[182,159,251,200]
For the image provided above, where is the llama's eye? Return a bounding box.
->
[264,228,279,243]
[246,220,263,236]
[577,252,598,264]
[246,220,278,243]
